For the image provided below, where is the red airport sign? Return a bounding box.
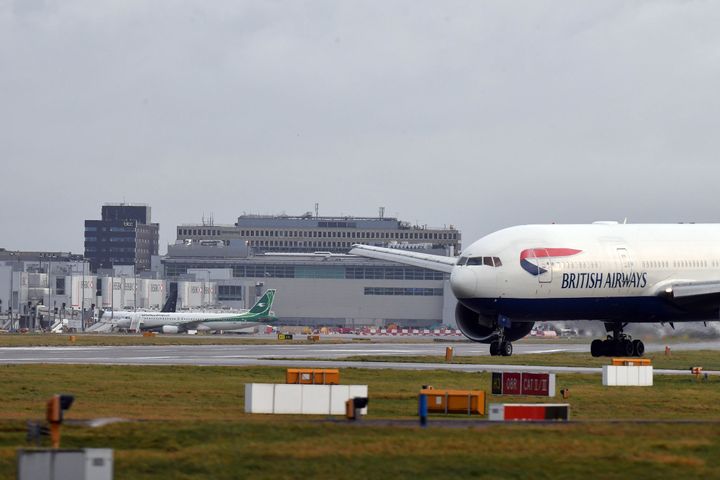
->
[492,372,556,397]
[502,372,521,395]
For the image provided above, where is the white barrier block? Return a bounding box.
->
[329,385,350,415]
[302,385,331,414]
[639,366,654,386]
[274,384,303,414]
[603,365,653,386]
[245,383,275,414]
[349,385,369,415]
[245,384,369,415]
[627,366,640,385]
[602,365,615,386]
[488,404,505,421]
[616,366,628,386]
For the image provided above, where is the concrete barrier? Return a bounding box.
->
[17,448,113,480]
[602,365,653,386]
[245,384,368,415]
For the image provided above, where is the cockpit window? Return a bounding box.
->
[457,257,468,266]
[465,256,503,267]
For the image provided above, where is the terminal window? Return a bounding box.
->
[364,287,443,296]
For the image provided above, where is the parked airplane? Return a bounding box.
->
[101,287,178,319]
[109,289,276,334]
[351,222,720,357]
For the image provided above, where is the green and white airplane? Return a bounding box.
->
[110,289,277,333]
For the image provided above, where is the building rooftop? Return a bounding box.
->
[0,250,85,262]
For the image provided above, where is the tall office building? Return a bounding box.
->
[84,204,159,272]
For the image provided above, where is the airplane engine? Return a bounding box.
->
[455,303,533,343]
[162,325,180,334]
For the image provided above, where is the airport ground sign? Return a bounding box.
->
[491,372,556,397]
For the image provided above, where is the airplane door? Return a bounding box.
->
[616,247,633,292]
[617,248,632,272]
[536,249,553,284]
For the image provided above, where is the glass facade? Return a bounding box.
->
[218,285,243,301]
[364,287,443,296]
[164,261,446,281]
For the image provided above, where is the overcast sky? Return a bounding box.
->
[2,0,720,254]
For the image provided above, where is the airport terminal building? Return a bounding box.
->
[0,249,214,331]
[2,212,461,330]
[163,235,458,328]
[176,213,461,255]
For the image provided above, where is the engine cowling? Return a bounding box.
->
[162,325,179,334]
[455,302,533,343]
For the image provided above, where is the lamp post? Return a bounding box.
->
[81,261,85,332]
[110,275,114,321]
[134,268,137,312]
[48,255,55,328]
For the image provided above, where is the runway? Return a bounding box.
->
[0,340,718,375]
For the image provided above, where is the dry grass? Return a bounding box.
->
[0,361,719,478]
[331,349,720,371]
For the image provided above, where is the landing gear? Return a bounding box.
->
[590,322,645,357]
[632,339,645,356]
[489,339,513,357]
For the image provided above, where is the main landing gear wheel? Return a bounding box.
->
[632,339,645,357]
[619,339,634,356]
[591,322,645,357]
[489,341,500,356]
[500,341,513,357]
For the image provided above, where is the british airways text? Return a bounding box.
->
[560,272,648,289]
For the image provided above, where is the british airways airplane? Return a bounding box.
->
[351,222,720,357]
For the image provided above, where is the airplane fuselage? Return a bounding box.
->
[106,311,266,331]
[103,289,277,333]
[451,223,720,323]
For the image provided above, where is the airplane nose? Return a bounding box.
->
[450,267,478,299]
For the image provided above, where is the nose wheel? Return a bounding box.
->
[489,339,513,356]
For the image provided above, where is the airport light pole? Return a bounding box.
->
[81,261,86,332]
[134,268,137,312]
[48,254,55,328]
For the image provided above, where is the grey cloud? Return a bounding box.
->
[1,1,720,252]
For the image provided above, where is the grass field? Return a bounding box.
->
[0,333,326,347]
[325,349,720,371]
[0,332,713,347]
[1,362,719,479]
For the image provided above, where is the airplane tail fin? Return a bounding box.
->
[248,289,276,315]
[161,286,178,313]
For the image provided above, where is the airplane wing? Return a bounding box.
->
[653,279,720,311]
[349,244,457,273]
[665,280,720,298]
